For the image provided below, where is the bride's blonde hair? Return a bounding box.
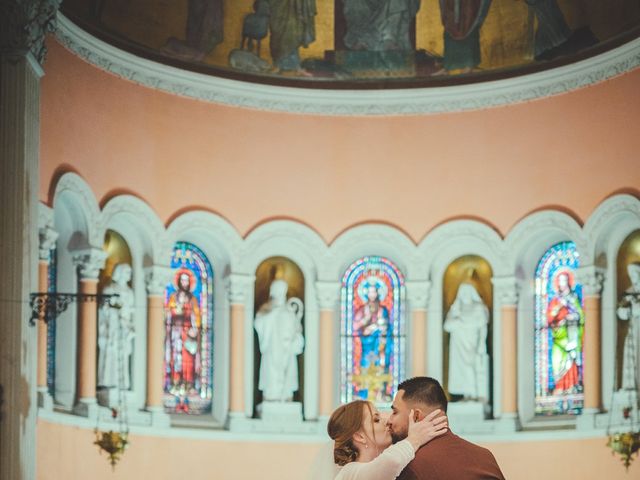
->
[327,400,374,466]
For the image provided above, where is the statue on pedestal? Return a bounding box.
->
[254,279,304,402]
[617,264,640,390]
[343,0,421,51]
[98,263,135,390]
[444,282,489,401]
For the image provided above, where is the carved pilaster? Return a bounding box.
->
[225,273,255,305]
[576,266,606,297]
[38,225,57,262]
[72,248,107,280]
[315,281,341,311]
[144,265,172,296]
[492,276,519,306]
[0,0,62,66]
[405,281,431,310]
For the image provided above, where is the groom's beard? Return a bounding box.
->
[391,430,408,444]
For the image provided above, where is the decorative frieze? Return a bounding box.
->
[0,0,62,65]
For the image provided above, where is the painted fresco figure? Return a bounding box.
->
[343,0,421,51]
[353,278,392,399]
[524,0,571,60]
[163,0,224,62]
[547,271,584,395]
[165,270,202,410]
[254,279,305,401]
[439,0,492,72]
[617,263,640,390]
[444,282,489,400]
[98,263,135,390]
[264,0,317,71]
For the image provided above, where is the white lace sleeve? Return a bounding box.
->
[334,440,415,480]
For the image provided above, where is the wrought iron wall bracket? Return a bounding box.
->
[29,293,117,326]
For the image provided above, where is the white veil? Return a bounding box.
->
[306,441,340,480]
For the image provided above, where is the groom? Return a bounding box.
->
[387,377,505,480]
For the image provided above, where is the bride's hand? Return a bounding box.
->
[406,409,448,451]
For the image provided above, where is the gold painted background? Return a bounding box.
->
[442,255,493,398]
[98,229,132,292]
[64,0,640,76]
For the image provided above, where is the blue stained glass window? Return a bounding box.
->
[163,242,214,414]
[534,241,584,416]
[341,256,405,405]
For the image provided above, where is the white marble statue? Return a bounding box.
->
[444,282,490,400]
[617,263,640,390]
[98,263,135,390]
[254,279,304,402]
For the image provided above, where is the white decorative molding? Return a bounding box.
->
[315,281,341,310]
[584,194,640,250]
[576,265,606,297]
[54,13,640,116]
[405,280,431,310]
[38,203,58,261]
[72,247,107,279]
[53,172,102,247]
[492,276,518,306]
[144,265,173,296]
[225,273,255,305]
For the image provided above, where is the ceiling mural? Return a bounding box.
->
[62,0,640,87]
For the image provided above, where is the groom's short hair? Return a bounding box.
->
[397,377,448,413]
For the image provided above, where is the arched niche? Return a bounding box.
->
[615,230,640,389]
[252,256,305,417]
[442,255,493,416]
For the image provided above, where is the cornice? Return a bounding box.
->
[55,13,640,116]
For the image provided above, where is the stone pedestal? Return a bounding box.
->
[447,401,492,433]
[257,401,303,422]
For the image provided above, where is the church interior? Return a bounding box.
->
[1,1,640,479]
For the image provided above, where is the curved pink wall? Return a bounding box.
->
[41,39,640,243]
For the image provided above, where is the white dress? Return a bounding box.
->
[335,439,415,480]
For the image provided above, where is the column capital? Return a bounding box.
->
[144,265,173,296]
[225,273,255,305]
[315,281,341,310]
[405,280,431,310]
[72,248,106,280]
[492,276,519,306]
[0,0,62,66]
[576,265,606,297]
[38,224,58,262]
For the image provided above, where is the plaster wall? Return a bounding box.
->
[41,39,640,244]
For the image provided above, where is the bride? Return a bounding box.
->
[327,400,448,480]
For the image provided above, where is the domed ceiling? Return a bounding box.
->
[62,0,640,87]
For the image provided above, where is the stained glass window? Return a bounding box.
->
[341,256,405,405]
[164,242,214,414]
[47,247,57,396]
[534,241,584,416]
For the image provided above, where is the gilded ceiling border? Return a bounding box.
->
[54,13,640,116]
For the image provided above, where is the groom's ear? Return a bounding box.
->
[413,409,423,422]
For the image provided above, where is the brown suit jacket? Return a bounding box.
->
[397,431,505,480]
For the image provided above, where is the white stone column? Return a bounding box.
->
[226,273,254,428]
[36,217,58,411]
[0,2,60,478]
[492,276,520,432]
[316,281,340,419]
[406,281,430,377]
[576,265,605,430]
[71,248,107,417]
[144,265,172,426]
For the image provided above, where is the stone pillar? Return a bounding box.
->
[492,276,520,431]
[316,281,340,418]
[576,266,605,429]
[226,273,254,426]
[406,281,431,377]
[72,248,107,417]
[0,2,61,478]
[144,265,172,426]
[36,215,58,410]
